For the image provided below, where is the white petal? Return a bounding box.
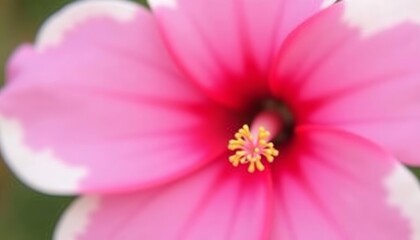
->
[0,116,87,194]
[385,164,420,240]
[149,0,177,8]
[54,196,101,240]
[321,0,336,9]
[36,0,139,50]
[343,0,420,37]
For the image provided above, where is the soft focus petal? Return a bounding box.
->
[271,127,420,240]
[54,160,272,240]
[270,0,420,165]
[150,0,334,109]
[0,0,237,195]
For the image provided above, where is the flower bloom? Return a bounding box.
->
[2,0,420,239]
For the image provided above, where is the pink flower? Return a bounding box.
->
[1,0,420,239]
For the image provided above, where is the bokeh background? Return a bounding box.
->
[0,0,419,239]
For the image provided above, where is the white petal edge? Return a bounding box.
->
[54,196,101,240]
[0,116,87,194]
[36,0,139,51]
[385,163,420,240]
[343,0,420,37]
[149,0,177,8]
[150,0,333,12]
[321,0,336,9]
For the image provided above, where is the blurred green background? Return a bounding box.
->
[0,0,419,239]
[0,1,147,239]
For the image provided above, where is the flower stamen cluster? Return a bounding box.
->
[228,124,279,173]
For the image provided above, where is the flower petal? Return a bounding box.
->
[0,0,236,195]
[54,161,272,240]
[35,0,139,51]
[270,0,420,165]
[271,126,420,240]
[150,0,334,109]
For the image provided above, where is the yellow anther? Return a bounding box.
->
[228,124,279,173]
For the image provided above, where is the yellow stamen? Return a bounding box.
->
[228,124,279,173]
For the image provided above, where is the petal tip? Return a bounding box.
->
[36,0,140,50]
[54,196,101,240]
[150,0,177,8]
[385,164,420,240]
[321,0,336,9]
[343,0,420,37]
[0,116,87,195]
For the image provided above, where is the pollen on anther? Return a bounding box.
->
[228,124,279,173]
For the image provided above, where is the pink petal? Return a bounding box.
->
[150,0,334,109]
[54,160,272,240]
[270,0,420,166]
[271,126,420,240]
[0,0,237,194]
